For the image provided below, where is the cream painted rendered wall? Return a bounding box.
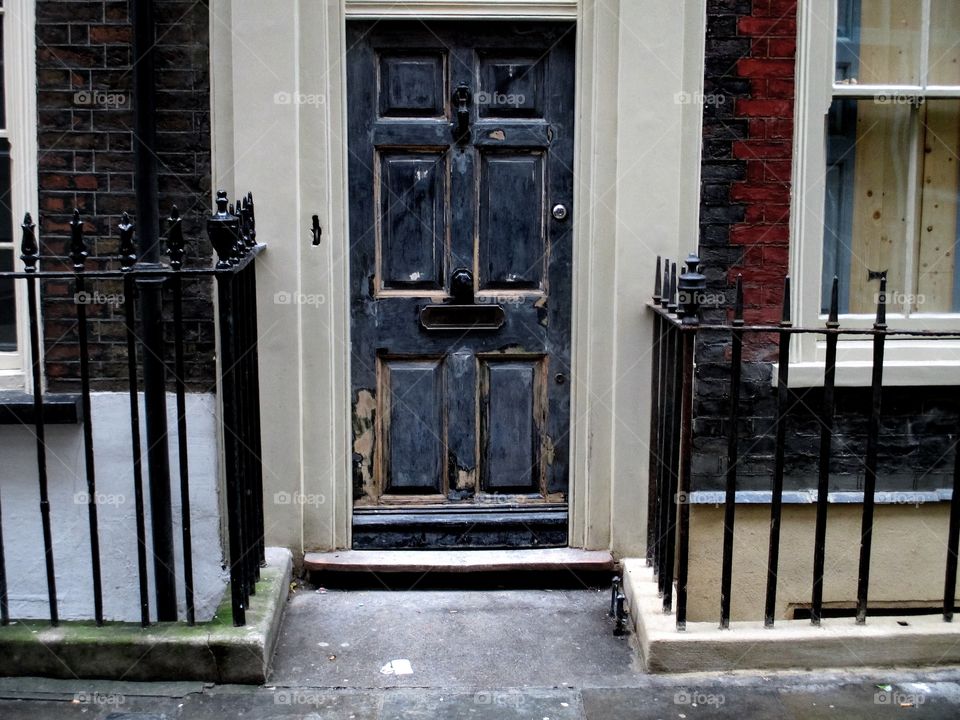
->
[210,0,705,556]
[607,0,705,556]
[686,504,960,623]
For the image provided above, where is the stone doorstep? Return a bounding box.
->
[303,547,615,573]
[622,558,960,673]
[0,547,292,684]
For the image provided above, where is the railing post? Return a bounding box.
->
[71,210,104,626]
[167,207,196,625]
[210,191,248,626]
[119,214,152,627]
[764,276,792,627]
[811,277,840,625]
[662,262,681,613]
[856,277,887,624]
[646,256,663,565]
[655,260,672,590]
[21,214,58,626]
[720,275,744,629]
[944,403,960,622]
[674,253,704,630]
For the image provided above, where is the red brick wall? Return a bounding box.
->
[731,1,797,325]
[35,0,215,390]
[699,0,798,332]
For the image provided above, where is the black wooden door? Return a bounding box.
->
[346,21,575,548]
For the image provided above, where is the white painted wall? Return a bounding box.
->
[1,393,225,622]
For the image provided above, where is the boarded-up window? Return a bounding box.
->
[824,0,960,314]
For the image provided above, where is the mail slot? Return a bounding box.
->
[419,303,506,331]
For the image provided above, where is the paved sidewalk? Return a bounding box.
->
[1,586,959,718]
[2,671,960,718]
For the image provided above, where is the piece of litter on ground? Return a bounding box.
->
[340,642,350,647]
[380,659,414,675]
[317,642,329,647]
[327,655,336,661]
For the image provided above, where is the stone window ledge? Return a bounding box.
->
[0,392,82,425]
[687,490,953,505]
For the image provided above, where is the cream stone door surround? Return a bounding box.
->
[209,0,705,556]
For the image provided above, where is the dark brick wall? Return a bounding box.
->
[35,0,215,391]
[692,0,959,494]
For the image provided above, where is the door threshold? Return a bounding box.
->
[302,547,615,574]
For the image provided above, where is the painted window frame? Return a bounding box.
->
[791,0,960,386]
[0,0,38,388]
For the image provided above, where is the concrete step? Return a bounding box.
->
[302,547,615,574]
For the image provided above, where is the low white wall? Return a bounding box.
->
[1,392,226,622]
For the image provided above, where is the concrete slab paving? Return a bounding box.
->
[379,688,582,719]
[581,686,788,719]
[3,583,960,718]
[269,586,640,688]
[5,676,960,719]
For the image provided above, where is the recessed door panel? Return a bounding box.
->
[477,55,544,118]
[378,52,446,118]
[380,358,445,495]
[477,152,545,290]
[480,358,544,493]
[378,151,447,291]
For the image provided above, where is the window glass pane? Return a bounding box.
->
[837,0,923,86]
[0,15,5,128]
[836,0,862,82]
[822,98,912,314]
[0,249,15,352]
[0,138,10,244]
[929,1,960,86]
[916,99,960,312]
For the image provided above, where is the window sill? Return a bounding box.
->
[688,490,953,505]
[779,359,960,388]
[0,391,83,425]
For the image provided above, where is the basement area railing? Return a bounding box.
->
[0,190,264,627]
[648,253,960,631]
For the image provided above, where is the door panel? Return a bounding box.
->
[378,53,447,118]
[477,54,544,119]
[479,357,545,494]
[478,152,545,290]
[377,151,448,291]
[380,358,446,495]
[347,20,575,547]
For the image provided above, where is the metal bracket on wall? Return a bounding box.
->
[610,575,628,636]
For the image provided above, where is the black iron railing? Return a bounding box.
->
[0,190,264,627]
[648,254,960,631]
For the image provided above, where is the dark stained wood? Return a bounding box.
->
[381,358,446,495]
[478,152,545,289]
[378,152,447,291]
[378,52,447,118]
[480,358,544,493]
[346,20,576,546]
